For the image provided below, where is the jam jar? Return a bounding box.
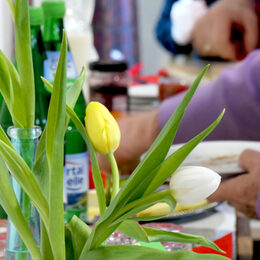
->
[88,60,130,118]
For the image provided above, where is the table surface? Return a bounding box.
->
[167,57,237,85]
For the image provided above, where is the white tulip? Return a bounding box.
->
[169,166,221,205]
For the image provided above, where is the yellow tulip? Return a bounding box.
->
[85,102,121,155]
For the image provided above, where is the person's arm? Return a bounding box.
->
[159,49,260,143]
[155,0,193,55]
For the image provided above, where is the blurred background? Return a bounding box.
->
[0,0,170,75]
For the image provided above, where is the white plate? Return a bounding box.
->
[168,140,260,175]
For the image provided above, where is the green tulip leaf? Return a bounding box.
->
[65,227,75,260]
[65,67,86,108]
[145,109,225,195]
[119,220,224,253]
[45,30,67,260]
[118,220,149,242]
[41,65,86,115]
[0,50,26,127]
[0,52,13,113]
[40,221,55,260]
[33,129,49,200]
[80,245,229,260]
[0,125,13,147]
[14,0,35,127]
[142,227,224,252]
[66,215,92,259]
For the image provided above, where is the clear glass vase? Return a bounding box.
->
[5,126,42,260]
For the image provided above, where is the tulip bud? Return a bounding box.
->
[85,102,121,155]
[170,166,221,205]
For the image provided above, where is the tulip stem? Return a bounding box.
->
[107,152,119,201]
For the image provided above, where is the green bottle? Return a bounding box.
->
[42,0,88,223]
[30,6,50,129]
[0,7,49,133]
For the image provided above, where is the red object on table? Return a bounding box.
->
[193,232,233,259]
[129,63,159,86]
[158,69,188,101]
[88,159,107,189]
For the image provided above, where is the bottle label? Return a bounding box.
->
[43,51,78,89]
[63,151,88,206]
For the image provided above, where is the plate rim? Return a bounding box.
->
[168,140,260,175]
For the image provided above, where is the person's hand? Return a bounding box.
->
[209,149,260,218]
[191,0,258,60]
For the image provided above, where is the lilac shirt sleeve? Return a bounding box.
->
[159,49,260,143]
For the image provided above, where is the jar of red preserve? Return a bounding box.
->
[88,60,130,118]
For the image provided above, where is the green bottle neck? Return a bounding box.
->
[31,25,43,51]
[43,18,64,50]
[71,93,86,123]
[31,25,50,129]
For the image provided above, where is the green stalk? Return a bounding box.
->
[45,31,67,260]
[14,0,35,128]
[107,152,119,201]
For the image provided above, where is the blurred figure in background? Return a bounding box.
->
[156,0,259,60]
